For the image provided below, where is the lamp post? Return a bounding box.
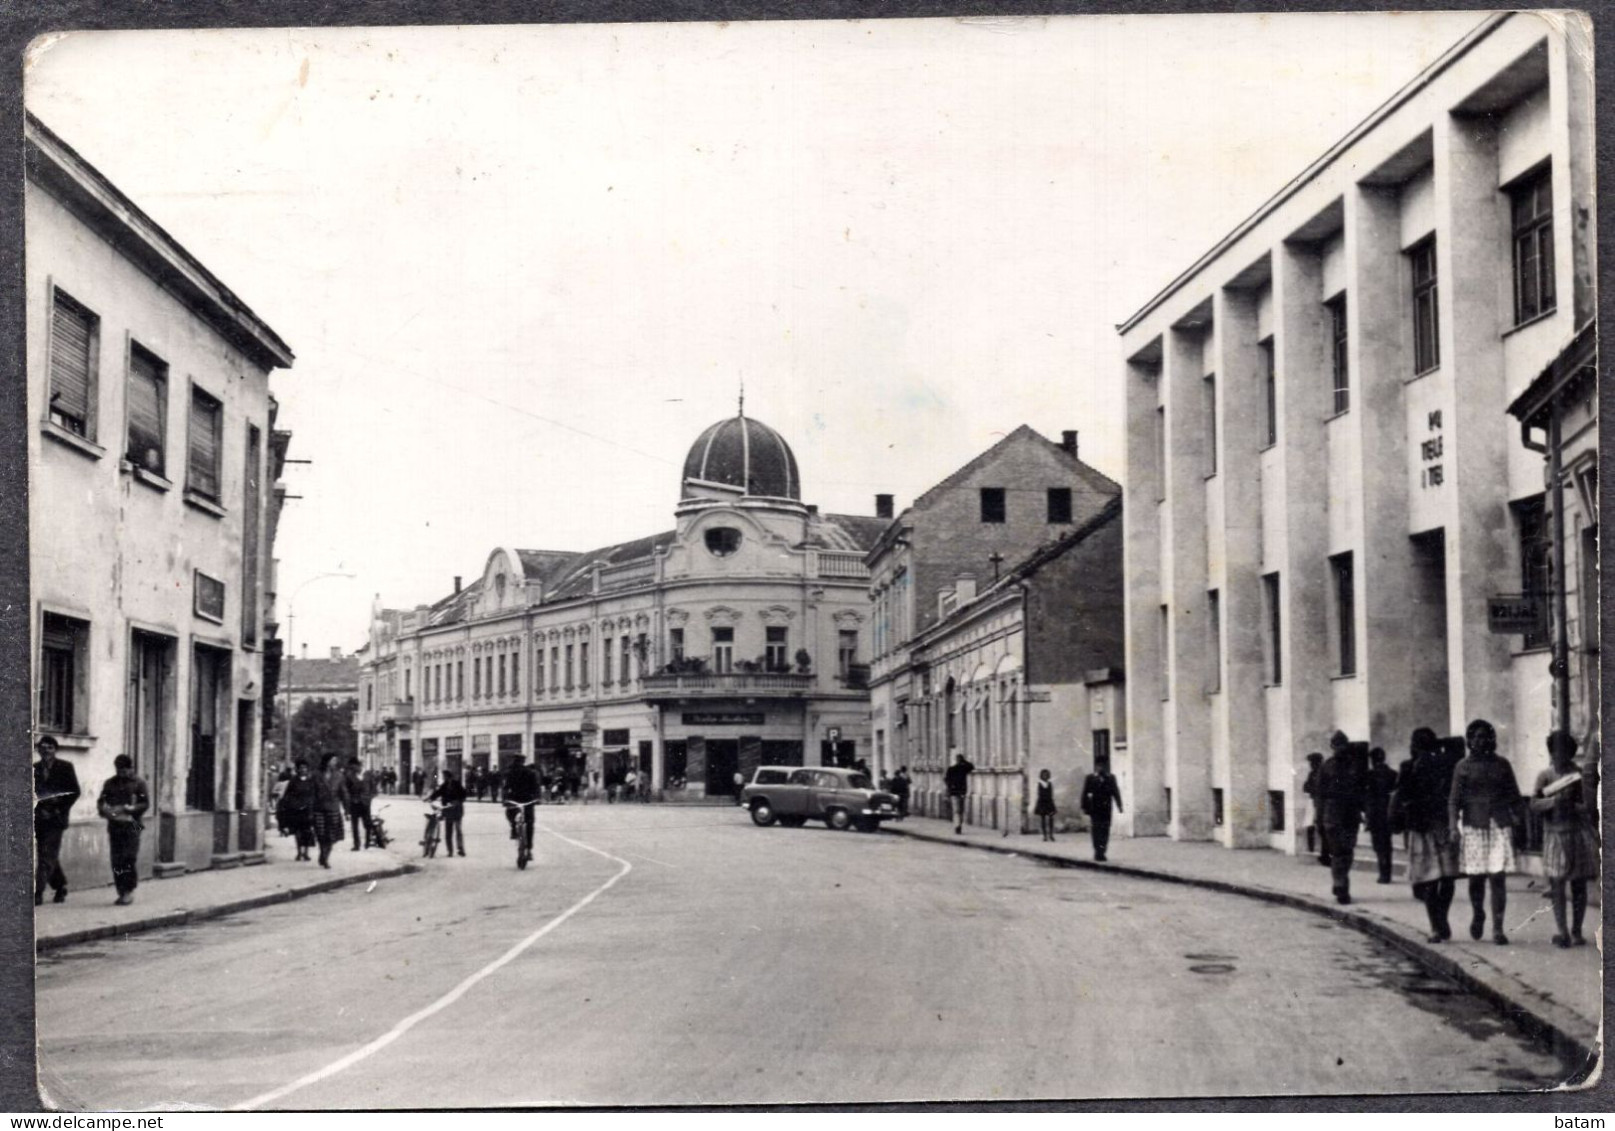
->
[282,571,356,774]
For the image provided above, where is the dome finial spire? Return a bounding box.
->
[738,376,745,418]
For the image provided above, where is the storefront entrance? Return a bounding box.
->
[704,739,739,796]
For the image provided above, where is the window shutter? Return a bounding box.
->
[126,351,164,472]
[50,300,92,428]
[189,391,221,499]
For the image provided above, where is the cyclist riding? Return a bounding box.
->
[503,755,541,860]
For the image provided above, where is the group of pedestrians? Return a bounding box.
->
[1301,719,1598,949]
[33,734,151,907]
[273,754,385,868]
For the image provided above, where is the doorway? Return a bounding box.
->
[704,739,740,795]
[188,645,229,812]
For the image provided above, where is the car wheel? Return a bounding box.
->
[826,808,852,831]
[750,801,777,827]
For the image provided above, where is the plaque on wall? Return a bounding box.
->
[194,571,226,623]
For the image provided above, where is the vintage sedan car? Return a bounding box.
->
[741,765,900,832]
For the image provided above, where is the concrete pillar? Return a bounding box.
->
[1122,349,1166,836]
[1211,287,1270,846]
[1436,113,1515,742]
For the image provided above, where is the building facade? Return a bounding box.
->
[866,426,1125,829]
[28,114,296,881]
[356,413,884,796]
[1117,13,1596,854]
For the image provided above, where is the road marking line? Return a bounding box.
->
[232,823,632,1111]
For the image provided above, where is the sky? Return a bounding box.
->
[24,10,1488,655]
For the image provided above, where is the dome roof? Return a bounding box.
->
[682,413,801,500]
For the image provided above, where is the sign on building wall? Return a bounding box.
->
[682,712,765,726]
[194,571,226,623]
[1487,593,1546,636]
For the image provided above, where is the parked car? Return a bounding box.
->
[741,765,900,832]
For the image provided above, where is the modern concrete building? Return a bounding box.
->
[865,426,1124,829]
[28,113,296,880]
[356,412,884,797]
[1117,13,1596,856]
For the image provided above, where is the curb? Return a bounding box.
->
[35,861,422,954]
[887,824,1601,1081]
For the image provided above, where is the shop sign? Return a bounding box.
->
[1487,594,1545,635]
[194,570,226,623]
[683,712,764,726]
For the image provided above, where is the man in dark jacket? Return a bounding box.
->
[943,753,974,834]
[504,755,542,851]
[97,755,150,905]
[338,759,381,850]
[1318,730,1367,904]
[1364,747,1398,883]
[33,735,81,905]
[1079,757,1124,862]
[891,767,912,820]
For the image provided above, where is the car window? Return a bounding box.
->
[815,771,841,789]
[755,769,788,785]
[847,773,873,790]
[788,769,816,786]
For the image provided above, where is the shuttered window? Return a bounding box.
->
[49,290,96,437]
[126,344,167,474]
[188,385,223,500]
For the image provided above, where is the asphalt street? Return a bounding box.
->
[36,803,1574,1109]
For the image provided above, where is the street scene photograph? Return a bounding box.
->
[20,7,1602,1110]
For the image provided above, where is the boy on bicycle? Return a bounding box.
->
[504,755,541,852]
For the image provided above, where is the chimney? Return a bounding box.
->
[806,504,819,517]
[875,494,894,519]
[453,576,462,594]
[330,646,342,660]
[955,575,978,603]
[301,643,308,660]
[1061,430,1079,457]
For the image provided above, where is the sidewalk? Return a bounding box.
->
[34,834,417,953]
[886,814,1601,1073]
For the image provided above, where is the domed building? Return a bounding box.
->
[356,411,888,799]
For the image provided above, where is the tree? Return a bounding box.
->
[288,697,358,768]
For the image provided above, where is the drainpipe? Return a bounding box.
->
[1016,581,1032,836]
[1549,406,1571,735]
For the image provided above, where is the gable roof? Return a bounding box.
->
[514,549,580,584]
[284,655,360,693]
[911,424,1120,510]
[808,513,889,553]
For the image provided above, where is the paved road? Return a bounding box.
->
[37,803,1573,1108]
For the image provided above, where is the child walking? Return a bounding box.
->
[1034,769,1057,842]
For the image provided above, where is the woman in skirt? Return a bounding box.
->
[1034,768,1057,842]
[1395,727,1461,942]
[279,759,318,861]
[310,753,345,868]
[1530,732,1599,948]
[1448,718,1522,944]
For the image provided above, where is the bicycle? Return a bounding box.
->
[503,799,536,869]
[420,802,442,859]
[367,803,393,850]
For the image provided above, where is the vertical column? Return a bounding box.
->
[1551,15,1597,327]
[1436,114,1514,739]
[1121,348,1166,836]
[1274,245,1334,787]
[1211,288,1269,846]
[1164,323,1213,840]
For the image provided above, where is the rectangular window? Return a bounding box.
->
[580,641,590,689]
[565,644,575,689]
[1207,589,1222,693]
[1328,294,1349,414]
[241,425,261,646]
[1410,237,1440,375]
[474,657,482,698]
[1330,552,1357,676]
[838,629,858,677]
[1269,790,1286,833]
[1047,487,1072,524]
[1203,375,1218,475]
[621,635,631,684]
[1213,788,1225,827]
[712,627,733,674]
[1154,405,1167,502]
[1092,728,1111,764]
[548,647,558,690]
[187,384,223,501]
[497,654,506,696]
[126,343,168,475]
[38,612,89,734]
[1514,495,1551,651]
[1262,572,1283,685]
[602,637,614,685]
[979,487,1006,524]
[535,648,545,696]
[1158,604,1171,700]
[1511,168,1555,324]
[510,650,518,692]
[405,668,413,700]
[1260,339,1277,447]
[669,627,685,663]
[49,288,98,438]
[457,660,464,700]
[765,626,788,671]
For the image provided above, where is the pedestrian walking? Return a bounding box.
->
[1365,747,1398,883]
[339,758,381,850]
[428,770,468,857]
[1391,727,1462,942]
[270,764,293,835]
[311,753,345,869]
[1448,718,1522,944]
[1530,731,1598,949]
[280,759,318,861]
[1302,752,1326,865]
[412,767,426,797]
[732,770,745,806]
[1034,768,1058,842]
[943,752,974,833]
[33,735,81,906]
[1079,757,1123,861]
[96,755,149,905]
[1317,731,1366,905]
[891,766,912,820]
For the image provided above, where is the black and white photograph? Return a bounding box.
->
[17,5,1603,1110]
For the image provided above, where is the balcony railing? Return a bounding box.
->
[819,551,870,579]
[382,698,415,722]
[640,670,814,697]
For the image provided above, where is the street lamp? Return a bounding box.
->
[282,571,356,773]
